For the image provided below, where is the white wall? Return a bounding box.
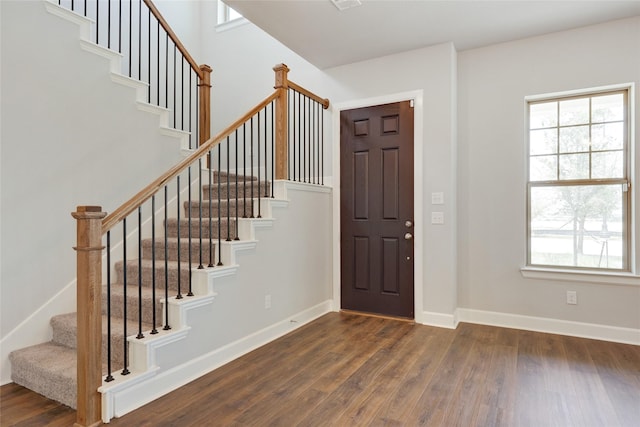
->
[457,17,640,330]
[0,1,184,340]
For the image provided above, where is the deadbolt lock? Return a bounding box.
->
[405,220,413,228]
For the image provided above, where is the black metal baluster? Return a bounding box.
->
[156,20,160,106]
[128,0,132,77]
[147,6,151,103]
[187,165,193,296]
[302,95,307,182]
[187,166,193,296]
[250,117,255,218]
[314,99,317,183]
[235,129,239,240]
[321,105,324,185]
[118,0,122,54]
[181,57,185,132]
[195,77,199,148]
[151,195,158,334]
[163,186,171,330]
[217,145,223,265]
[95,0,99,44]
[226,137,231,242]
[176,176,182,299]
[136,207,144,339]
[107,0,111,49]
[208,151,214,267]
[264,106,268,198]
[105,231,114,382]
[83,0,86,16]
[257,110,262,218]
[164,34,169,110]
[271,100,274,197]
[288,89,291,180]
[138,0,141,81]
[121,218,130,375]
[298,92,301,182]
[173,45,176,128]
[243,123,247,218]
[198,159,203,269]
[188,63,192,149]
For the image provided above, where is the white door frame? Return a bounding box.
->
[331,90,425,323]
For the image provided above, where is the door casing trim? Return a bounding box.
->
[332,90,425,323]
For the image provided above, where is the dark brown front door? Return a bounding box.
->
[340,101,414,318]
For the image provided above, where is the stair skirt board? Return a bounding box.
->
[102,300,333,422]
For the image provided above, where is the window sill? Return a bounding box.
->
[520,267,640,286]
[215,18,248,33]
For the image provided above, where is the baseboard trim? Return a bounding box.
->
[456,308,640,345]
[102,299,333,421]
[418,310,458,329]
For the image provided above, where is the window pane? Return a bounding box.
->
[559,98,589,126]
[228,7,242,20]
[559,125,589,153]
[559,153,589,180]
[530,155,557,181]
[592,122,623,151]
[530,102,557,129]
[592,93,624,123]
[592,151,624,179]
[530,185,623,269]
[530,129,557,155]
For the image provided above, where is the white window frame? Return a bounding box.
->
[216,0,246,32]
[521,83,639,285]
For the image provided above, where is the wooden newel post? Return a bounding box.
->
[72,206,107,427]
[273,63,290,180]
[198,64,213,147]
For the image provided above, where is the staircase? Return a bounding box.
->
[4,1,332,424]
[9,174,269,410]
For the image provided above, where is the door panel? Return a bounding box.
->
[340,101,414,318]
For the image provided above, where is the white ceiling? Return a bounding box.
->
[225,0,640,69]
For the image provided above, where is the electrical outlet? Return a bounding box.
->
[566,291,577,305]
[265,294,272,309]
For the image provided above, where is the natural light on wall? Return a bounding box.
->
[527,88,631,272]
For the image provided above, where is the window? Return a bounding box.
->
[527,87,632,271]
[217,1,243,26]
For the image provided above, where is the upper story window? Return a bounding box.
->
[217,1,245,30]
[527,86,632,272]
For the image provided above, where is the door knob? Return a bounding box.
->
[405,220,413,228]
[404,232,413,240]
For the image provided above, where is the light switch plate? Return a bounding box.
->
[431,192,444,205]
[431,212,444,224]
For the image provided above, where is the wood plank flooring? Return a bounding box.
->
[2,312,639,426]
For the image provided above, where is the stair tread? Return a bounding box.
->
[52,312,153,334]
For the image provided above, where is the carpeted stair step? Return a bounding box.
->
[51,312,151,368]
[202,181,270,200]
[141,236,215,263]
[115,259,194,293]
[103,284,164,326]
[184,199,255,219]
[9,342,79,409]
[165,217,238,240]
[211,171,259,183]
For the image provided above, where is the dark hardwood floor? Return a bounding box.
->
[2,312,639,426]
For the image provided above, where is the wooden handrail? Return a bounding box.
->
[288,80,330,109]
[142,0,203,79]
[102,91,279,233]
